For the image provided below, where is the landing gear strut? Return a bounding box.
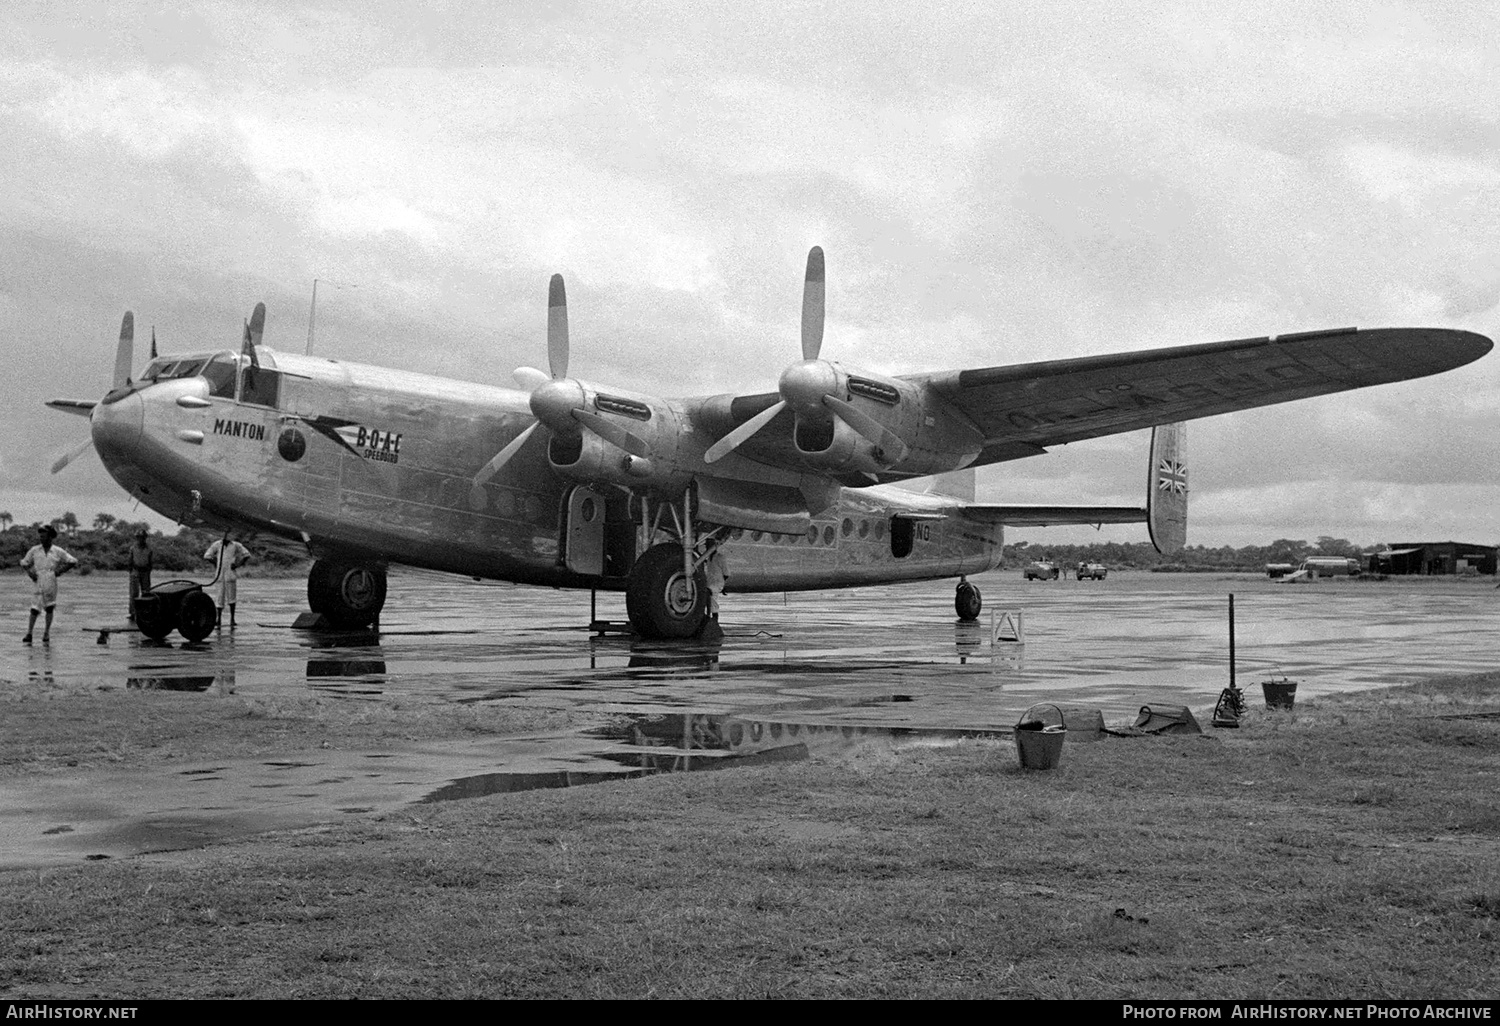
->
[308,559,387,629]
[955,577,982,621]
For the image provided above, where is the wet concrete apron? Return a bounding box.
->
[2,570,1496,867]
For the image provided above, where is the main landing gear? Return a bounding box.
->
[626,543,708,639]
[624,491,721,640]
[307,558,388,629]
[955,577,982,621]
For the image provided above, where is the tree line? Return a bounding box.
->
[0,509,1419,577]
[1007,535,1373,572]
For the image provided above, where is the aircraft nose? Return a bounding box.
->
[91,389,144,460]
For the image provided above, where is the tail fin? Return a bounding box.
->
[1147,423,1187,554]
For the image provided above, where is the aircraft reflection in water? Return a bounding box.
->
[420,712,929,803]
[48,249,1491,640]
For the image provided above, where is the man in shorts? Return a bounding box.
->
[203,530,251,628]
[21,525,79,644]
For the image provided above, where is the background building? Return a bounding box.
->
[1367,543,1498,576]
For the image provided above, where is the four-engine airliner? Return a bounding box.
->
[46,248,1492,639]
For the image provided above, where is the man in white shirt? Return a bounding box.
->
[203,531,251,628]
[21,525,78,644]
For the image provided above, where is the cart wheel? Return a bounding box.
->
[133,597,172,641]
[177,591,218,643]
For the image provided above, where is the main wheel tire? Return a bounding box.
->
[177,590,219,642]
[134,596,173,641]
[308,559,387,629]
[955,582,982,621]
[626,543,708,639]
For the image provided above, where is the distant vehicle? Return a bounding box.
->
[1024,560,1061,581]
[1076,562,1108,580]
[1300,557,1361,578]
[1265,563,1296,578]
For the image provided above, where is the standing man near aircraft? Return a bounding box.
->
[204,531,251,629]
[127,526,153,623]
[21,524,78,644]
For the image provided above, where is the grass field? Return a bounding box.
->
[2,672,1498,999]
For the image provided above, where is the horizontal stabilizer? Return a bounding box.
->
[959,505,1148,527]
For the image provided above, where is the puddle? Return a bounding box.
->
[5,572,1499,868]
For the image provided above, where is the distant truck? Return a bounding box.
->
[1300,556,1361,578]
[1075,562,1108,580]
[1023,560,1060,581]
[1276,556,1362,581]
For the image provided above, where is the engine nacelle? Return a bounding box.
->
[547,394,690,493]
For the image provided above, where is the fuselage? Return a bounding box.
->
[88,347,1003,592]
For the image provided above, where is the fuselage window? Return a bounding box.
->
[858,520,869,538]
[822,525,835,546]
[806,525,818,544]
[841,518,854,537]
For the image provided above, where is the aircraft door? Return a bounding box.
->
[564,486,608,576]
[890,516,915,559]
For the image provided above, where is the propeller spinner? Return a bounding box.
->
[470,274,653,502]
[704,247,909,465]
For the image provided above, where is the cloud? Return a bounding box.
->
[1,0,1496,546]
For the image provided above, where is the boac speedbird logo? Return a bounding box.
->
[1156,459,1188,495]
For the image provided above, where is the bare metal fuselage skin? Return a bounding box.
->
[90,347,1002,593]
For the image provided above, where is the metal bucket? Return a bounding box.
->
[1262,679,1298,711]
[1015,703,1067,770]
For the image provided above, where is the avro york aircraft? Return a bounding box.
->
[47,249,1491,639]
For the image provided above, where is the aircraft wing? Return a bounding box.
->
[957,504,1146,526]
[913,327,1492,467]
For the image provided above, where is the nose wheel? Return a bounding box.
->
[308,559,388,629]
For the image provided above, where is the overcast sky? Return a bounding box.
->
[3,1,1497,549]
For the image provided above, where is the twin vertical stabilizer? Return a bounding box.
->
[1147,423,1187,554]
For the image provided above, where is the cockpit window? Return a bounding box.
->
[204,354,237,399]
[141,357,210,382]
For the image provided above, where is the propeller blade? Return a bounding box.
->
[571,408,651,458]
[823,394,910,464]
[248,302,266,348]
[150,326,157,360]
[113,312,134,390]
[472,421,539,493]
[51,437,94,475]
[704,399,788,464]
[513,366,549,391]
[801,247,824,361]
[547,274,569,379]
[46,399,97,417]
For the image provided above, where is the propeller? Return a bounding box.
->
[53,311,136,474]
[50,437,94,475]
[470,274,653,499]
[704,247,909,465]
[112,311,134,391]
